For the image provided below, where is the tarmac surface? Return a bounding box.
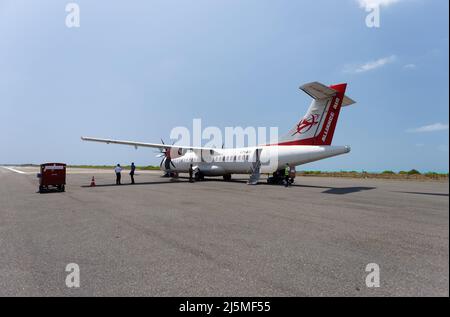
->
[0,166,448,296]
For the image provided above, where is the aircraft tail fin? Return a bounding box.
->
[278,82,355,146]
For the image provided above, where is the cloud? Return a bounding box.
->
[357,0,402,9]
[344,55,396,74]
[407,123,449,133]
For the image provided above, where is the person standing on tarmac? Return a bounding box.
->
[115,164,122,185]
[130,162,136,184]
[188,164,194,183]
[284,163,290,187]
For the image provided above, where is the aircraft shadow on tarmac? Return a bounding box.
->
[264,183,375,195]
[221,179,376,195]
[317,186,376,195]
[81,177,376,195]
[80,180,183,188]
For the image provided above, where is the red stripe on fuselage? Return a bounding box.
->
[276,138,316,146]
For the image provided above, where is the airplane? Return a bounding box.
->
[81,82,356,185]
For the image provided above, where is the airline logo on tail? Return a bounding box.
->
[292,114,320,135]
[278,82,355,146]
[321,111,335,142]
[332,97,341,110]
[320,96,341,142]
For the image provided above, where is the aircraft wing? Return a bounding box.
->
[81,136,218,153]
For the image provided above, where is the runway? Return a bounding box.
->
[0,166,448,296]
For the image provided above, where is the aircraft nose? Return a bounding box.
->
[345,146,351,153]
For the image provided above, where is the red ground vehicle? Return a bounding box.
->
[37,163,66,193]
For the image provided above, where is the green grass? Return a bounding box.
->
[297,169,448,180]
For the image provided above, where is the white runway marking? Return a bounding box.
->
[1,166,27,174]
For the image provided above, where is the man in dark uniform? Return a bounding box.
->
[188,164,194,183]
[130,162,136,184]
[115,164,122,185]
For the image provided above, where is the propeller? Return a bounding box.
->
[156,138,176,169]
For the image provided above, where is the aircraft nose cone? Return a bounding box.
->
[345,146,351,153]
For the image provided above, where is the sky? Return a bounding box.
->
[0,0,448,172]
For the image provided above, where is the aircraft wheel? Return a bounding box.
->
[223,174,232,182]
[194,171,203,181]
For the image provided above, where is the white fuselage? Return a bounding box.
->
[163,145,350,176]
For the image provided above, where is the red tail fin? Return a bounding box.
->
[278,82,350,146]
[315,83,346,145]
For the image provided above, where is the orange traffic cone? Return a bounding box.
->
[90,176,96,187]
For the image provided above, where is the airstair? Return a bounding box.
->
[247,149,262,185]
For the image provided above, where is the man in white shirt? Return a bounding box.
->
[114,164,122,185]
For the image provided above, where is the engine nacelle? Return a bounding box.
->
[169,147,188,159]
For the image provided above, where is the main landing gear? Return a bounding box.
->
[194,170,205,181]
[267,170,295,185]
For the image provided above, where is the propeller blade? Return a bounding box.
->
[170,160,176,169]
